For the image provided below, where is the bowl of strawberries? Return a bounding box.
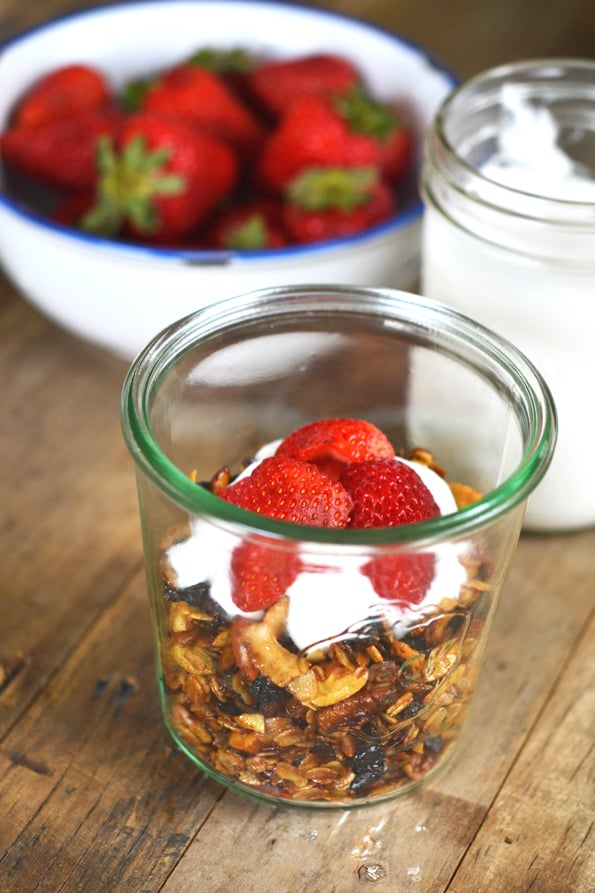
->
[0,0,456,360]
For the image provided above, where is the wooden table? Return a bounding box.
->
[1,1,593,891]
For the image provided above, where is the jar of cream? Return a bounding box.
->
[420,59,595,532]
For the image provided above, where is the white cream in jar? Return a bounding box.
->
[421,60,595,531]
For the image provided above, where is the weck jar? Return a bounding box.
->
[421,58,595,532]
[121,285,556,808]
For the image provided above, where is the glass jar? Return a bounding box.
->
[421,59,595,532]
[121,285,555,808]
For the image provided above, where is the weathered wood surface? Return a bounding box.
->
[0,2,594,891]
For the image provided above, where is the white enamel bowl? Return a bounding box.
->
[0,0,456,360]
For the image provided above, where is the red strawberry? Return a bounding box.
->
[51,192,95,227]
[0,106,122,191]
[187,47,253,96]
[81,112,237,240]
[341,458,441,605]
[333,87,413,185]
[220,456,352,528]
[141,63,265,158]
[230,539,301,611]
[257,94,374,193]
[363,551,436,605]
[282,166,395,243]
[257,89,411,193]
[243,53,360,117]
[205,198,287,250]
[339,458,440,528]
[276,417,395,481]
[376,125,412,187]
[12,64,110,128]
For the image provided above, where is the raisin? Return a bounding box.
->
[218,699,244,717]
[311,742,336,762]
[401,631,432,654]
[248,675,290,716]
[164,579,210,607]
[278,632,300,653]
[348,742,387,792]
[424,735,444,754]
[398,699,423,720]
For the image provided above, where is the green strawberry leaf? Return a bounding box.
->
[189,46,253,73]
[227,215,268,249]
[286,166,378,212]
[152,174,186,196]
[82,135,187,236]
[80,197,122,236]
[334,86,399,143]
[127,195,158,232]
[120,77,152,111]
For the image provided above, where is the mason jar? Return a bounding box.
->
[121,285,555,808]
[421,58,595,532]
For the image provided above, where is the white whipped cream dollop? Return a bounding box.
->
[481,84,595,202]
[167,444,468,651]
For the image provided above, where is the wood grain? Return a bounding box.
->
[449,611,595,893]
[0,294,139,740]
[0,575,224,893]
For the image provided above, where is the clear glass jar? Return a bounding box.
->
[121,285,555,808]
[421,59,595,531]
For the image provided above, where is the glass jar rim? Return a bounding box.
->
[429,57,595,226]
[121,284,557,545]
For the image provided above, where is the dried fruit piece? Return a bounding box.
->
[304,665,369,708]
[349,742,387,792]
[230,596,309,686]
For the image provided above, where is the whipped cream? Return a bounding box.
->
[481,84,595,201]
[167,445,467,651]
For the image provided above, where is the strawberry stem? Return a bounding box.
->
[286,166,379,211]
[81,135,185,236]
[334,86,399,142]
[226,215,269,249]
